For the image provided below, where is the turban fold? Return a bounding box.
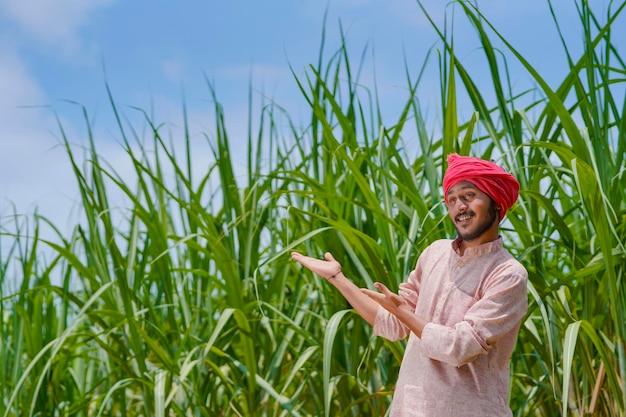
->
[443,153,520,221]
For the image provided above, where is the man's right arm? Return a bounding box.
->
[291,251,380,325]
[326,271,380,325]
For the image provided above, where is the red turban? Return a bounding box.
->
[443,153,520,221]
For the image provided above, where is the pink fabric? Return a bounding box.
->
[443,153,520,220]
[373,238,528,417]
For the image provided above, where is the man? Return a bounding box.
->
[291,153,528,416]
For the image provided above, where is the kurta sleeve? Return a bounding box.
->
[373,254,425,341]
[419,261,528,367]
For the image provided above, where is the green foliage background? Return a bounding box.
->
[1,1,625,416]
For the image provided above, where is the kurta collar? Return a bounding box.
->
[452,236,503,257]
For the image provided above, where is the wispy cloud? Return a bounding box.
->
[0,45,74,228]
[0,0,115,56]
[0,0,117,229]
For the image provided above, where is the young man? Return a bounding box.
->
[291,153,528,416]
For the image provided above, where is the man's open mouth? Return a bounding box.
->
[456,213,474,223]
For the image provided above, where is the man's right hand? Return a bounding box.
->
[291,252,342,280]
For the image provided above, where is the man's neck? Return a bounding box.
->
[458,233,500,256]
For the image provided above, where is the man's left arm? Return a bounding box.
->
[362,281,428,338]
[419,269,528,366]
[364,268,528,367]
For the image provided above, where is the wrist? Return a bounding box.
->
[327,268,342,280]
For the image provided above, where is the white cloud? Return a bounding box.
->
[0,0,115,56]
[0,0,120,235]
[0,43,44,117]
[0,0,113,40]
[0,45,75,229]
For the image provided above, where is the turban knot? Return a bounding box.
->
[443,153,520,221]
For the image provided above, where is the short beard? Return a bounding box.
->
[455,199,499,242]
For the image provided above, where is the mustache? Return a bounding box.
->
[455,211,475,221]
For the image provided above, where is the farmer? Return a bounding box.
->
[291,153,528,416]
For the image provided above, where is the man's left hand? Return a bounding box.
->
[361,282,411,315]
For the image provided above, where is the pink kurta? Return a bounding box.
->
[373,237,528,417]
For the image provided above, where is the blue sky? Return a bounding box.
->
[0,0,623,235]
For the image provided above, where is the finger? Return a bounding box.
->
[324,252,335,262]
[361,288,383,301]
[292,253,316,270]
[292,252,315,262]
[373,282,392,294]
[291,252,305,262]
[373,283,405,307]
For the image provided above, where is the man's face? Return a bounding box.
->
[446,180,499,243]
